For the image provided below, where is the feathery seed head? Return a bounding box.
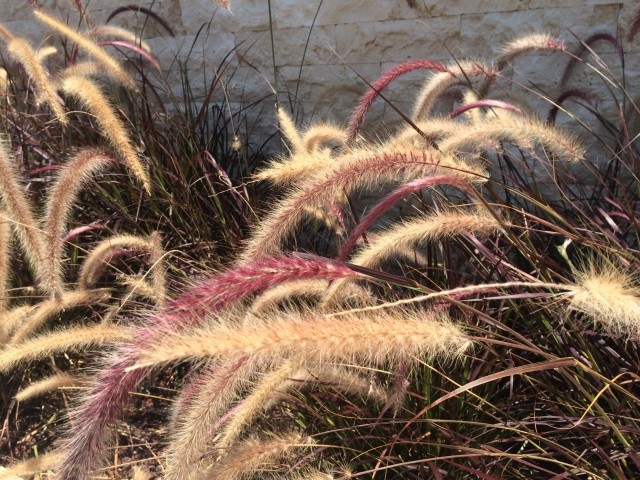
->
[241,147,467,261]
[60,75,152,193]
[277,106,305,154]
[497,33,565,70]
[568,262,640,336]
[6,37,67,124]
[128,309,469,372]
[33,10,137,88]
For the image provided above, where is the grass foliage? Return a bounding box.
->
[1,2,640,479]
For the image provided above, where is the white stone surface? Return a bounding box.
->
[0,0,637,154]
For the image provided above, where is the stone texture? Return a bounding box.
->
[0,0,637,156]
[336,16,461,64]
[460,4,621,57]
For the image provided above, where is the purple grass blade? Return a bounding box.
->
[546,89,594,125]
[106,5,175,37]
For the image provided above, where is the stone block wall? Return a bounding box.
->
[1,0,638,152]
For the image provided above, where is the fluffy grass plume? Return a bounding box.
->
[8,289,110,345]
[249,279,373,314]
[568,262,640,336]
[0,140,47,289]
[496,33,565,70]
[302,123,347,153]
[277,107,305,154]
[214,360,299,452]
[215,361,388,453]
[256,115,345,186]
[92,25,151,53]
[61,75,152,193]
[78,234,156,289]
[42,148,116,295]
[57,255,357,480]
[255,150,334,187]
[344,207,504,271]
[0,451,62,480]
[205,432,313,480]
[128,309,469,371]
[6,37,67,124]
[412,61,496,121]
[1,304,36,343]
[323,208,505,307]
[0,324,132,372]
[242,146,480,261]
[33,9,136,88]
[149,231,167,308]
[338,173,484,261]
[166,254,358,323]
[15,372,85,401]
[165,356,255,480]
[0,218,9,315]
[438,111,585,162]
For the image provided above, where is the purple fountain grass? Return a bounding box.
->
[0,324,132,372]
[323,207,506,308]
[149,232,167,308]
[0,141,47,290]
[126,309,469,375]
[249,279,374,314]
[78,235,156,289]
[0,451,63,480]
[60,75,151,193]
[8,289,111,345]
[346,59,448,143]
[241,147,481,262]
[42,148,116,296]
[6,37,67,124]
[34,10,136,89]
[439,112,586,163]
[277,107,305,155]
[213,361,389,454]
[412,61,497,122]
[163,254,359,324]
[15,372,86,402]
[477,34,565,97]
[302,123,348,153]
[0,219,8,316]
[56,254,359,480]
[92,25,152,52]
[568,261,640,336]
[254,150,334,186]
[165,356,255,480]
[213,360,299,453]
[496,33,565,69]
[206,432,313,480]
[338,174,483,261]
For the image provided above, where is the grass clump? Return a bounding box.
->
[3,2,640,480]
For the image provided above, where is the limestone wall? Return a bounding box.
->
[2,1,639,151]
